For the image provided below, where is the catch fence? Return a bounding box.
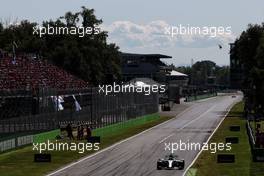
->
[0,87,158,134]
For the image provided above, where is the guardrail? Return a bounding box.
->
[246,121,264,161]
[0,113,159,153]
[0,129,60,153]
[185,92,217,102]
[0,87,159,134]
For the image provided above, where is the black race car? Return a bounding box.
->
[157,154,185,170]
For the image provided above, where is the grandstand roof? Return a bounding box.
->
[121,52,172,59]
[168,70,188,77]
[125,77,161,86]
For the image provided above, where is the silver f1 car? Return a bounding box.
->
[157,154,185,170]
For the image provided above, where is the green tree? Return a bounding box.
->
[175,61,229,87]
[232,23,264,113]
[0,7,121,86]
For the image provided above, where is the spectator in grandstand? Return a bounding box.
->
[260,132,264,148]
[66,123,74,140]
[77,125,81,140]
[80,125,84,139]
[86,125,92,139]
[0,49,3,58]
[31,88,39,115]
[256,129,261,148]
[0,56,88,91]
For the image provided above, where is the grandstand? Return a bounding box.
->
[0,54,159,136]
[0,55,88,119]
[0,56,88,90]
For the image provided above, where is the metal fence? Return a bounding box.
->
[0,87,158,134]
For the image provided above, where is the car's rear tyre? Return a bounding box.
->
[157,166,162,170]
[178,163,185,170]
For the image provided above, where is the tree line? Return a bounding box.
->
[232,23,264,114]
[172,60,230,88]
[0,6,121,86]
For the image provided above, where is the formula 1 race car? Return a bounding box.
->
[157,154,185,170]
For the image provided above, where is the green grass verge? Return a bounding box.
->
[187,101,264,176]
[0,114,173,176]
[93,113,160,137]
[33,129,60,143]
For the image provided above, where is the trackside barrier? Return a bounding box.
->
[246,121,264,162]
[0,135,33,153]
[0,139,16,152]
[0,113,158,152]
[185,93,217,102]
[17,135,33,147]
[0,129,60,153]
[0,88,159,134]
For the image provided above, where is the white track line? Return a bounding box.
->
[158,105,216,144]
[159,134,175,144]
[46,104,195,176]
[179,105,216,130]
[182,99,240,176]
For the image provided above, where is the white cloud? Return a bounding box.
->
[101,20,235,49]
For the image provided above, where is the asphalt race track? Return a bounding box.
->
[48,93,242,176]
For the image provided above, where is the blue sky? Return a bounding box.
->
[1,0,264,66]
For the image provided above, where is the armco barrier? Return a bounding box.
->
[0,113,159,152]
[0,135,34,153]
[246,121,264,162]
[17,135,33,147]
[0,129,60,153]
[0,138,16,152]
[92,113,160,137]
[185,93,217,102]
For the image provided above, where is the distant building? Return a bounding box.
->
[120,53,172,82]
[165,70,188,101]
[165,70,188,86]
[229,43,243,89]
[120,52,189,100]
[120,52,188,81]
